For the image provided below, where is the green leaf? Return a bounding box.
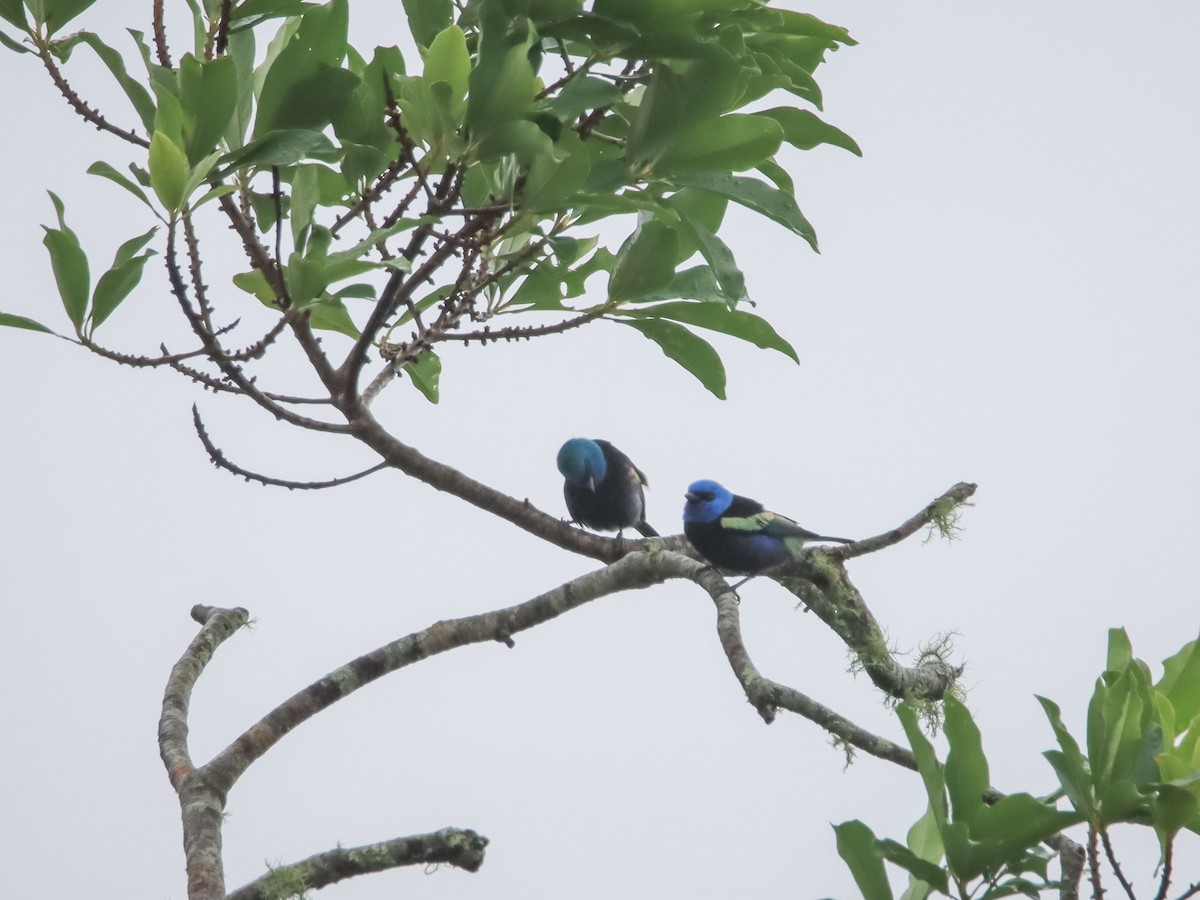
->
[230,0,309,22]
[90,250,154,330]
[40,0,96,36]
[833,820,894,900]
[0,0,28,29]
[544,76,623,121]
[233,269,278,306]
[466,9,535,143]
[521,138,590,213]
[897,705,948,828]
[0,30,29,53]
[1158,636,1200,727]
[619,318,725,398]
[656,114,784,175]
[944,695,989,826]
[402,0,452,47]
[219,129,338,173]
[405,350,442,402]
[669,171,818,251]
[148,131,189,211]
[676,217,744,304]
[290,165,319,249]
[759,106,861,155]
[307,298,360,338]
[0,312,56,334]
[254,0,352,138]
[41,195,90,329]
[87,161,156,212]
[969,793,1083,862]
[608,220,679,302]
[900,805,945,900]
[423,25,470,114]
[179,54,237,164]
[1107,627,1134,674]
[876,839,949,895]
[1036,696,1094,825]
[622,302,796,362]
[1153,783,1199,839]
[475,119,555,165]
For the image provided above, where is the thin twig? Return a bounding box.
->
[36,42,149,147]
[1099,826,1137,900]
[152,0,172,67]
[193,405,388,489]
[1088,827,1106,900]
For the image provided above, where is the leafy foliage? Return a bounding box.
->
[837,633,1200,898]
[0,0,859,399]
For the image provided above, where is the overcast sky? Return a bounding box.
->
[2,2,1199,898]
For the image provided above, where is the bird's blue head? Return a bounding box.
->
[557,438,606,490]
[683,479,733,523]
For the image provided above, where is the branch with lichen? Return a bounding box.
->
[225,829,489,900]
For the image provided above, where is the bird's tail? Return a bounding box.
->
[815,535,854,544]
[636,520,660,538]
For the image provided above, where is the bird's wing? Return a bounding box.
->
[720,494,844,541]
[594,439,649,487]
[719,507,822,538]
[718,494,774,533]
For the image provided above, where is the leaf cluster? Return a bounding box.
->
[0,0,859,401]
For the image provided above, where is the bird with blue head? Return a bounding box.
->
[683,479,852,586]
[557,438,659,538]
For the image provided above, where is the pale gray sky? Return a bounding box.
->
[2,3,1198,897]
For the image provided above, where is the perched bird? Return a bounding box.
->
[683,479,852,584]
[557,438,659,538]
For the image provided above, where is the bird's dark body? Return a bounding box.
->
[683,481,851,575]
[560,439,659,538]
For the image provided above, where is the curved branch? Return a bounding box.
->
[193,405,388,489]
[36,42,149,148]
[835,481,977,560]
[159,605,250,790]
[689,560,918,766]
[1047,833,1085,900]
[226,828,489,900]
[202,551,677,793]
[160,605,250,900]
[344,403,639,562]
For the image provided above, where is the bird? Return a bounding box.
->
[557,438,659,538]
[683,479,852,585]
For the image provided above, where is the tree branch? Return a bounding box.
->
[1099,826,1138,900]
[834,481,976,560]
[159,605,250,900]
[36,41,149,147]
[226,828,489,900]
[690,560,917,765]
[202,551,678,793]
[193,405,389,489]
[1047,832,1086,900]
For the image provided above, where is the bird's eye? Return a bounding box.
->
[700,491,714,501]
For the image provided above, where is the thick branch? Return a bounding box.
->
[1047,833,1086,900]
[688,560,917,765]
[226,828,489,900]
[160,605,250,900]
[202,551,677,793]
[159,605,250,790]
[344,403,641,561]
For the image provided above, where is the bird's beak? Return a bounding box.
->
[586,476,595,492]
[685,491,700,502]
